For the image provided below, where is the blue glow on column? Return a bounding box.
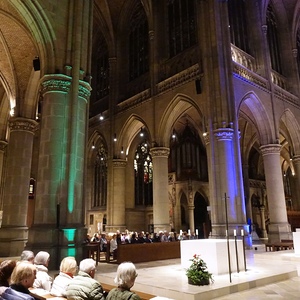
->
[62,229,77,256]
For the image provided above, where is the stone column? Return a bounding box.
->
[106,159,127,233]
[0,140,8,215]
[291,155,300,210]
[259,205,268,240]
[260,144,291,242]
[211,128,246,236]
[0,118,37,256]
[188,180,195,232]
[27,75,90,268]
[150,147,170,232]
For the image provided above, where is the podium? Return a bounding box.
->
[180,239,245,275]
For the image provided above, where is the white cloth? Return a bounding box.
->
[50,272,72,297]
[110,239,117,252]
[33,264,53,292]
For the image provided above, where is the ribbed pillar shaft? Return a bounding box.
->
[0,118,37,256]
[260,144,291,241]
[150,147,170,232]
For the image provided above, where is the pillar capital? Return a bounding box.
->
[214,128,234,141]
[150,147,170,158]
[40,74,72,95]
[9,117,38,134]
[79,80,92,101]
[260,144,281,156]
[292,155,300,164]
[112,159,127,168]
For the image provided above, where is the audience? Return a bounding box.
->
[0,260,17,295]
[65,258,105,300]
[106,262,141,300]
[1,262,37,300]
[20,251,35,264]
[50,256,77,297]
[33,251,52,291]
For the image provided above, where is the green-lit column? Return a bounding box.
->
[27,75,91,268]
[0,118,37,256]
[150,147,170,233]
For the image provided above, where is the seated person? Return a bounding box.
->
[20,251,35,264]
[99,234,107,252]
[0,260,17,295]
[110,234,118,259]
[50,257,77,297]
[1,262,37,300]
[106,262,141,300]
[65,258,105,300]
[33,251,52,291]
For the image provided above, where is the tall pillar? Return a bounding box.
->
[150,147,170,232]
[0,118,37,256]
[291,155,300,210]
[0,140,8,220]
[259,205,268,240]
[106,159,127,233]
[27,75,91,268]
[209,128,247,237]
[260,144,291,242]
[188,180,195,232]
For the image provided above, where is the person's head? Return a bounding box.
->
[0,260,17,287]
[79,258,96,278]
[60,257,78,276]
[114,262,138,290]
[20,250,35,264]
[10,262,37,289]
[34,251,50,267]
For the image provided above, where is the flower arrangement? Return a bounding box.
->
[186,254,213,285]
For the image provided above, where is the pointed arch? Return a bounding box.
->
[238,92,274,146]
[158,94,204,146]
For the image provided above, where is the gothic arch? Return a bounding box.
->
[280,109,300,156]
[158,94,204,147]
[238,92,274,146]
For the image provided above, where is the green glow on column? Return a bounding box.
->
[63,229,77,257]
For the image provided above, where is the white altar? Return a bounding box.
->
[180,239,245,275]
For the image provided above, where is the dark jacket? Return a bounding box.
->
[0,286,35,300]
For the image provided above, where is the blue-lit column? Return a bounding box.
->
[260,144,291,242]
[0,118,37,256]
[106,159,127,233]
[209,128,247,237]
[150,147,170,233]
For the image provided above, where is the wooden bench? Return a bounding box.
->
[116,242,180,264]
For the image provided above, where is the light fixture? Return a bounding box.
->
[289,146,293,161]
[140,127,144,137]
[99,114,104,121]
[121,146,124,154]
[92,142,95,149]
[172,129,176,139]
[113,133,117,142]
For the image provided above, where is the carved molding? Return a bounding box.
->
[112,159,127,168]
[259,144,281,156]
[262,25,267,35]
[40,75,72,95]
[9,117,38,133]
[150,147,170,158]
[79,81,92,101]
[214,128,234,141]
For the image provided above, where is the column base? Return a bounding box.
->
[154,224,171,233]
[268,223,292,243]
[105,225,127,234]
[27,224,87,270]
[0,226,28,257]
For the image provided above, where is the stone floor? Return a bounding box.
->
[94,245,300,300]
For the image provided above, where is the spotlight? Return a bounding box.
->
[121,146,124,154]
[113,133,117,142]
[99,114,104,121]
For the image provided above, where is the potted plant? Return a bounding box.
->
[186,254,213,286]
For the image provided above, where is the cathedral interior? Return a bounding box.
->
[0,0,300,269]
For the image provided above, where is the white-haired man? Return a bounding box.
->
[65,258,105,300]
